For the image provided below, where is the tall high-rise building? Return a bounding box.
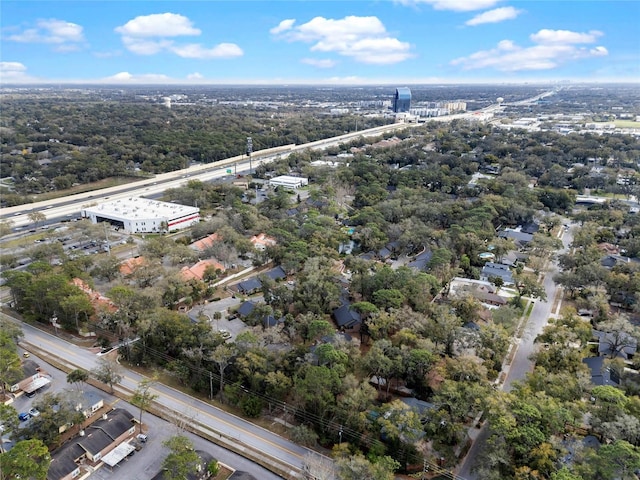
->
[393,87,411,113]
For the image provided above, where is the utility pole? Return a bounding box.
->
[246,137,253,174]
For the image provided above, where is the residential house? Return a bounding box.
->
[9,359,51,395]
[480,262,515,286]
[593,330,637,360]
[600,254,638,269]
[119,256,146,276]
[236,301,256,319]
[332,303,361,330]
[582,356,620,386]
[407,249,433,271]
[236,277,263,295]
[249,233,277,251]
[520,221,540,235]
[476,291,507,307]
[77,391,104,418]
[180,259,226,282]
[377,241,400,261]
[498,228,534,248]
[235,266,285,295]
[189,233,221,252]
[70,278,117,314]
[47,408,136,480]
[264,266,287,281]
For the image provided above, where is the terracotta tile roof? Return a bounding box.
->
[190,233,221,251]
[71,278,117,313]
[180,259,226,281]
[249,233,276,250]
[119,256,146,276]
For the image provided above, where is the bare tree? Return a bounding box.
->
[301,452,337,480]
[91,356,123,393]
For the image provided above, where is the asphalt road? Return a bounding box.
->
[457,223,573,479]
[5,313,316,477]
[7,346,283,480]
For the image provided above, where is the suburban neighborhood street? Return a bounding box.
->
[458,223,573,479]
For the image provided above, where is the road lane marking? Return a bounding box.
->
[121,374,305,462]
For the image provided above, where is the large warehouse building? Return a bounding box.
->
[81,197,200,234]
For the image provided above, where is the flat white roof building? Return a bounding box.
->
[81,197,199,234]
[268,175,309,190]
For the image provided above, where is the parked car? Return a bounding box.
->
[136,433,148,443]
[28,408,40,417]
[18,412,30,422]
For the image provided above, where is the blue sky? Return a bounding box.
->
[1,1,638,85]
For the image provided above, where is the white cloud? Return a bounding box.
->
[103,72,172,83]
[187,72,204,80]
[115,12,243,59]
[120,37,172,55]
[395,0,502,12]
[272,15,412,65]
[451,28,608,71]
[7,19,85,50]
[115,13,200,37]
[301,58,337,68]
[530,29,603,45]
[466,6,522,26]
[270,19,295,35]
[170,43,243,59]
[0,62,39,83]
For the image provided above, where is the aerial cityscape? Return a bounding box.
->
[1,2,640,480]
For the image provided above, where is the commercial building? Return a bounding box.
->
[393,87,411,113]
[81,197,199,234]
[268,175,309,190]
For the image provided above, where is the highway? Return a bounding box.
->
[5,312,312,478]
[0,106,507,228]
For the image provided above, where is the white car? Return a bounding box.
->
[28,408,40,417]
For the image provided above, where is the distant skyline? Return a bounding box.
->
[1,1,638,85]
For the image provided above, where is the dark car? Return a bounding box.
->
[18,412,30,422]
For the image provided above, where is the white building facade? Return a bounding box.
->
[81,197,200,234]
[268,175,309,190]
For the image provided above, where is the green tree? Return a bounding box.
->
[335,453,399,480]
[0,333,22,399]
[161,435,201,480]
[290,424,319,446]
[0,404,19,442]
[66,368,89,392]
[576,440,640,480]
[0,439,50,480]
